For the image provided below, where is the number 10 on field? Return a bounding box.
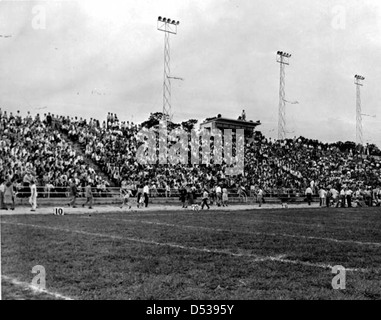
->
[54,207,65,215]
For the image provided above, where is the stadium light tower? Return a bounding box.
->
[157,16,180,122]
[276,51,292,140]
[354,75,365,145]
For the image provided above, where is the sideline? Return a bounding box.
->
[0,202,322,216]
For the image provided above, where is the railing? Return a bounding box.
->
[13,186,117,199]
[12,186,310,199]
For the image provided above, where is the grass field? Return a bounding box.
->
[1,206,381,300]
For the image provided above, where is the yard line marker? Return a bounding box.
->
[1,275,74,300]
[1,221,376,273]
[112,212,379,231]
[255,213,380,226]
[267,257,367,273]
[84,216,381,248]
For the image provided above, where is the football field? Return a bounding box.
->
[1,206,381,300]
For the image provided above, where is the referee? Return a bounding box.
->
[305,186,313,206]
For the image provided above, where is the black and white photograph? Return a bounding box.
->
[0,0,380,304]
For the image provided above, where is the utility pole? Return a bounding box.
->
[354,75,365,145]
[157,16,180,122]
[276,51,291,140]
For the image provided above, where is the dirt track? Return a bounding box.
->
[0,202,321,215]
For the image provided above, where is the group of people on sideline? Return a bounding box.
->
[0,178,37,211]
[315,185,381,208]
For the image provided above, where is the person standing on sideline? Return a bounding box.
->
[82,182,93,209]
[187,185,195,208]
[318,187,327,207]
[143,182,149,208]
[353,187,362,207]
[330,187,339,207]
[0,179,5,210]
[3,181,15,210]
[238,185,247,203]
[201,189,210,210]
[68,179,77,208]
[250,184,256,198]
[339,187,346,208]
[377,186,381,207]
[257,187,264,207]
[210,185,216,205]
[216,184,222,207]
[326,187,332,207]
[120,188,133,210]
[136,184,143,208]
[179,185,187,208]
[222,186,228,207]
[165,183,171,198]
[364,186,372,207]
[305,186,313,206]
[346,186,353,208]
[29,179,38,212]
[375,187,381,206]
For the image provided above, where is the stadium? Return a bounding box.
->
[1,0,381,301]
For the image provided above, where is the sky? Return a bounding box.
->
[0,0,380,147]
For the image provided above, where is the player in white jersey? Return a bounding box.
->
[345,187,353,208]
[330,188,339,207]
[318,187,327,207]
[120,188,133,210]
[257,188,264,207]
[222,187,228,207]
[29,179,38,211]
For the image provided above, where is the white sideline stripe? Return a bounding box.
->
[1,275,74,300]
[260,213,379,225]
[118,212,379,231]
[88,216,381,248]
[0,221,370,273]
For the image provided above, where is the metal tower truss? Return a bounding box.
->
[354,75,365,146]
[157,17,180,122]
[276,51,291,140]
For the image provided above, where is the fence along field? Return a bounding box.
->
[1,206,381,300]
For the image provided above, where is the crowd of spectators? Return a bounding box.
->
[245,132,381,195]
[0,108,108,199]
[58,111,381,200]
[1,108,380,205]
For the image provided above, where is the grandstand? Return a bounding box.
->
[0,109,380,209]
